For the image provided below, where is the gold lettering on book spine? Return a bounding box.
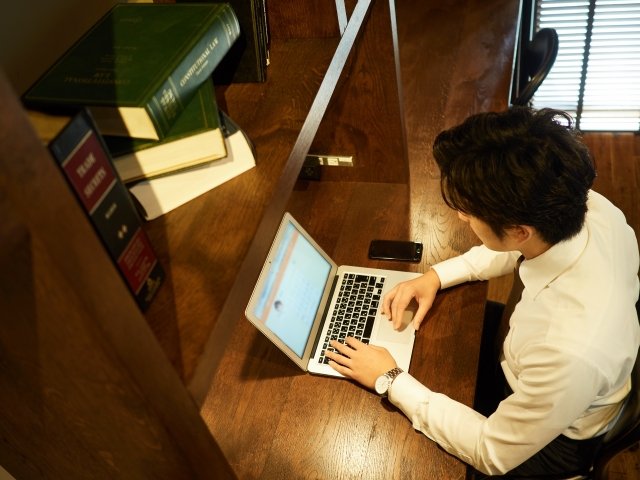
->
[76,152,97,179]
[179,46,213,87]
[160,89,178,121]
[83,166,107,199]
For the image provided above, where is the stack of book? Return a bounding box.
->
[21,3,259,309]
[100,74,257,221]
[23,2,257,220]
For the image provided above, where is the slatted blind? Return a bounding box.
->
[532,0,640,131]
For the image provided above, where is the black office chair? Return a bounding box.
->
[512,28,559,106]
[591,354,640,479]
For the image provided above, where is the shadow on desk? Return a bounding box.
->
[238,324,307,381]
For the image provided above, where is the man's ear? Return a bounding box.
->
[512,225,534,245]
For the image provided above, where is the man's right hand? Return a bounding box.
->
[382,268,441,331]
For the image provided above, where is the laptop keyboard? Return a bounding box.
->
[318,273,385,364]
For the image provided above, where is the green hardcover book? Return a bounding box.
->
[103,79,226,184]
[22,3,240,140]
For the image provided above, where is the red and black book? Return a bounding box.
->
[27,108,164,311]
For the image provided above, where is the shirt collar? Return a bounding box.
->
[519,224,589,300]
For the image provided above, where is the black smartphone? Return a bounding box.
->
[368,240,423,262]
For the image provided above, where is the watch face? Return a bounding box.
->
[375,375,389,395]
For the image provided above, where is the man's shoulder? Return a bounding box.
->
[587,190,625,221]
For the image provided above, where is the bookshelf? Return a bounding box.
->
[0,0,407,478]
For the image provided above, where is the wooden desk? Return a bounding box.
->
[200,0,519,478]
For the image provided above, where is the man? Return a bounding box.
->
[325,107,640,475]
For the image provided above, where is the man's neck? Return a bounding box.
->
[519,239,552,260]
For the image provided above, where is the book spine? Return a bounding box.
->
[252,0,267,82]
[49,109,165,311]
[146,4,240,138]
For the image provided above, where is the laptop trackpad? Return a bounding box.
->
[375,300,417,344]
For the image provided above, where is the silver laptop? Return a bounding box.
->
[245,213,422,377]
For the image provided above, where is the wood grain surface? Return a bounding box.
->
[199,0,520,478]
[268,0,340,39]
[309,0,408,184]
[585,133,640,237]
[265,0,385,40]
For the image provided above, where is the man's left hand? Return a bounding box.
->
[325,337,398,390]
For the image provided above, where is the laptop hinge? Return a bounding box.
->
[311,273,340,355]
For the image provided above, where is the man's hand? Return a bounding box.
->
[325,338,398,390]
[382,268,441,331]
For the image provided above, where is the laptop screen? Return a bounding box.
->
[252,221,332,358]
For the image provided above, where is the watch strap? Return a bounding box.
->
[381,367,403,396]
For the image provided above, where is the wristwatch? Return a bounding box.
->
[375,367,404,397]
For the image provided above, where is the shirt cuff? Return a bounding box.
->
[431,256,471,290]
[388,372,433,433]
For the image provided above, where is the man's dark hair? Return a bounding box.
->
[433,107,596,245]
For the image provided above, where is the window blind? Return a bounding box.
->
[532,0,640,131]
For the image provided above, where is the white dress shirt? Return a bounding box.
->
[389,191,640,474]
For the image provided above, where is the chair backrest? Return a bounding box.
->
[513,28,559,106]
[592,347,640,476]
